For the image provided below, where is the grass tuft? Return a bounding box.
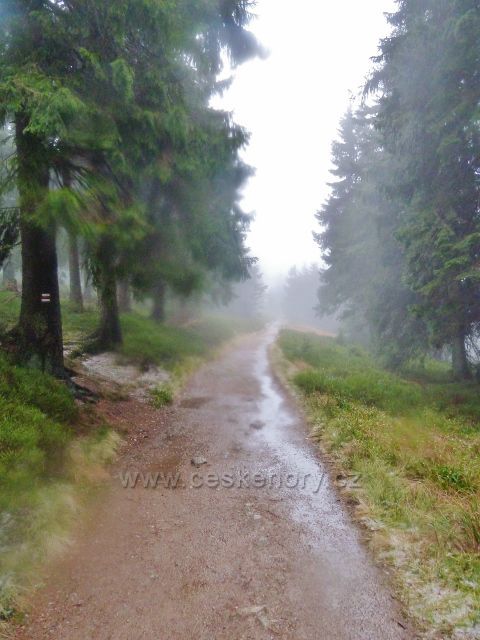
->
[149,384,174,408]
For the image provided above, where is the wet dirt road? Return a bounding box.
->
[16,329,412,639]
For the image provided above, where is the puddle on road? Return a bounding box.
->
[251,327,350,540]
[252,327,322,477]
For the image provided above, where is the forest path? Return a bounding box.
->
[16,328,412,640]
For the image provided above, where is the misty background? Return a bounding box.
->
[217,0,395,283]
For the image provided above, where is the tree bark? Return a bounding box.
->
[95,238,122,350]
[2,259,15,288]
[98,276,122,349]
[13,112,64,376]
[118,279,132,313]
[151,280,166,323]
[83,269,95,303]
[68,233,84,311]
[177,297,192,325]
[451,329,471,380]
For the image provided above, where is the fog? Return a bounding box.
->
[1,5,479,634]
[218,0,396,283]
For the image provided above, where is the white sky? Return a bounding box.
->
[218,0,396,283]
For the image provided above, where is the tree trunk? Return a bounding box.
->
[177,297,192,325]
[98,276,122,349]
[68,233,84,311]
[2,259,15,288]
[118,279,132,313]
[95,239,122,350]
[14,112,64,376]
[452,329,471,380]
[151,281,166,323]
[83,269,95,303]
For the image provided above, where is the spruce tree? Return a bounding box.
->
[369,0,480,378]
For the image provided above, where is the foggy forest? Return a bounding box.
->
[0,1,479,639]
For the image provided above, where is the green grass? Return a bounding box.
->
[118,313,263,369]
[280,328,480,426]
[0,354,76,506]
[0,291,20,332]
[149,384,174,408]
[0,351,120,625]
[62,302,99,340]
[0,352,76,620]
[118,314,206,367]
[278,329,480,637]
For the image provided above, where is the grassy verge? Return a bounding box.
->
[278,329,480,639]
[0,353,120,631]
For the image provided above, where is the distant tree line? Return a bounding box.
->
[222,264,268,319]
[0,0,261,376]
[283,265,338,333]
[317,0,479,379]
